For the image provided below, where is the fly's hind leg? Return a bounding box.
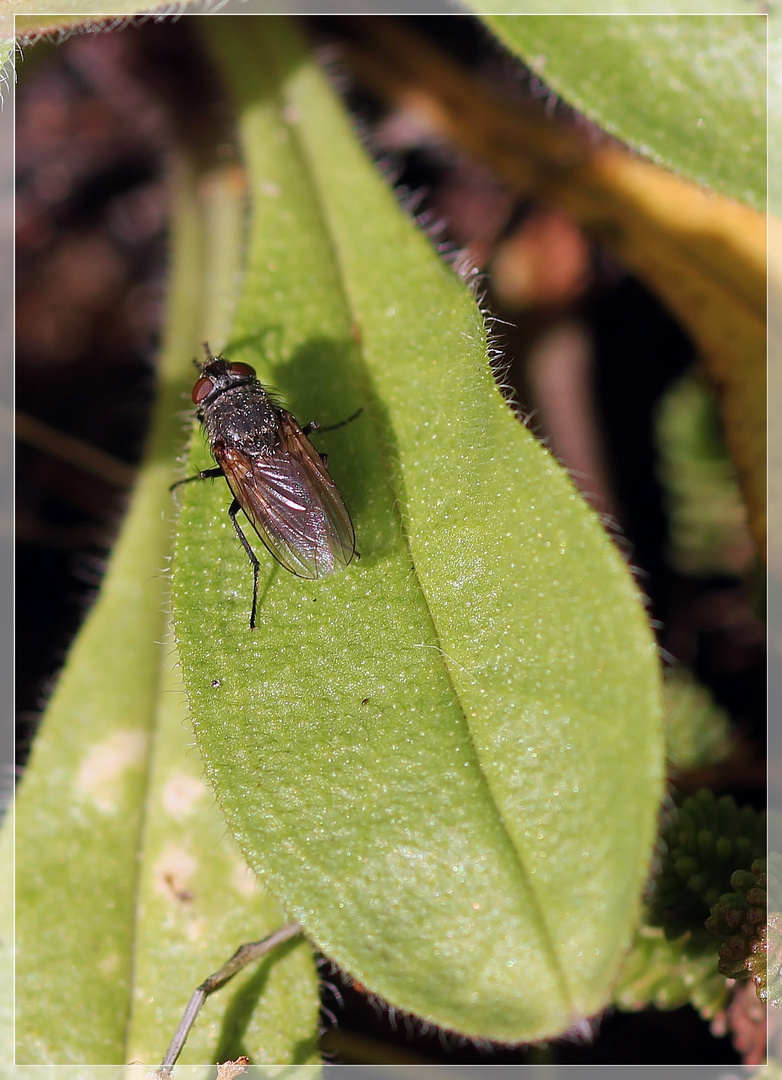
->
[228,497,260,630]
[302,407,364,469]
[302,407,363,438]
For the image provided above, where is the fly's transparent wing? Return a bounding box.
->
[216,413,355,579]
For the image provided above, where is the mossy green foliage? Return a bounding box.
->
[707,860,767,993]
[615,835,767,1022]
[613,923,729,1020]
[649,789,766,938]
[169,17,665,1043]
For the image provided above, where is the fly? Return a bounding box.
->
[173,347,358,629]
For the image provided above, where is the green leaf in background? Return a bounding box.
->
[655,371,754,577]
[470,13,766,211]
[170,15,665,1044]
[662,667,735,773]
[13,139,320,1065]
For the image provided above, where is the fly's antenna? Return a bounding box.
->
[191,342,214,372]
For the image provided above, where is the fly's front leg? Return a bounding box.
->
[170,466,223,493]
[228,497,260,630]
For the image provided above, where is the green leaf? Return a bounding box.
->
[126,640,320,1067]
[14,364,174,1060]
[7,6,193,80]
[13,145,320,1065]
[470,13,766,211]
[170,16,665,1043]
[0,811,13,1066]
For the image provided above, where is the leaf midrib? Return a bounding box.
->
[282,76,574,1016]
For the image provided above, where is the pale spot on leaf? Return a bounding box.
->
[98,951,120,978]
[154,845,197,904]
[230,860,260,898]
[162,773,207,819]
[75,730,147,813]
[185,915,206,942]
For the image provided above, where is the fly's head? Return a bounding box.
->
[191,356,259,416]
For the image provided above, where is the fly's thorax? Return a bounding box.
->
[203,383,281,455]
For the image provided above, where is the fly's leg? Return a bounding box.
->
[170,466,223,493]
[302,424,328,467]
[158,922,302,1077]
[302,406,363,437]
[171,477,259,629]
[228,497,260,630]
[303,407,364,469]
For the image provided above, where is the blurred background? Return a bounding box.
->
[14,14,766,1066]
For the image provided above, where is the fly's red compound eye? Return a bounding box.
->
[229,362,256,378]
[192,376,214,405]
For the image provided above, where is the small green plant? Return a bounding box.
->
[9,9,767,1067]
